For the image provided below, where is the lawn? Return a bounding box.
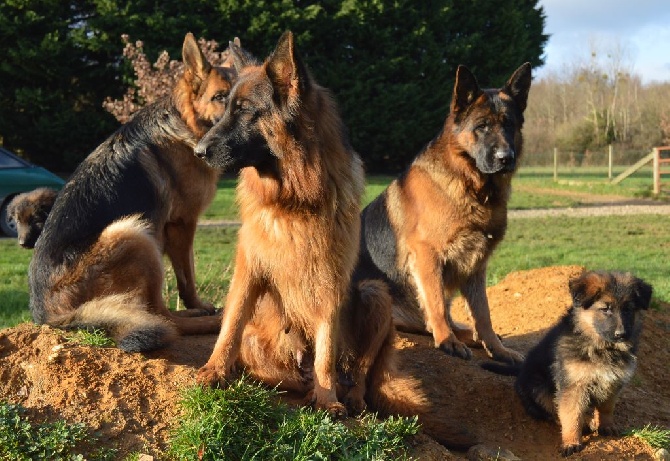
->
[1,168,667,329]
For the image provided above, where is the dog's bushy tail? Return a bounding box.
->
[48,293,177,352]
[355,281,478,450]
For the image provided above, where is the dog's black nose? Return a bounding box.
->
[495,149,514,164]
[194,144,208,159]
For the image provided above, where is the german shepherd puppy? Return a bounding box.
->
[193,31,364,417]
[29,33,238,352]
[193,33,478,448]
[356,63,532,364]
[484,271,652,456]
[7,188,59,248]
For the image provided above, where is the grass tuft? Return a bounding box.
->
[169,377,418,461]
[626,424,670,449]
[65,328,116,348]
[0,401,116,460]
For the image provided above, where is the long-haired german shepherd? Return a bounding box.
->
[193,31,365,417]
[356,63,532,364]
[8,188,59,248]
[483,271,652,456]
[29,33,237,352]
[192,32,477,448]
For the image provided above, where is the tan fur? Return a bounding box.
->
[197,32,364,417]
[30,34,241,351]
[7,187,58,248]
[195,34,477,446]
[360,64,532,364]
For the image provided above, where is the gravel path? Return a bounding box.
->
[198,202,670,227]
[508,203,670,218]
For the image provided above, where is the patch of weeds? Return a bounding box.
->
[65,328,116,348]
[0,401,116,460]
[626,424,670,449]
[169,377,418,460]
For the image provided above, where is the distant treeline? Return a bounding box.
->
[0,0,547,173]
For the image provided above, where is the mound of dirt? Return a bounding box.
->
[1,266,668,460]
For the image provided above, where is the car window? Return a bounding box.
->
[0,148,30,168]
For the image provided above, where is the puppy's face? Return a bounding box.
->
[569,271,652,345]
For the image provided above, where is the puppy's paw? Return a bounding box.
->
[438,338,472,360]
[488,345,525,365]
[560,443,584,457]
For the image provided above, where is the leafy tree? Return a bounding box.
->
[0,0,121,170]
[1,0,547,173]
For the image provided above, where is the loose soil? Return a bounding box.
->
[1,265,668,460]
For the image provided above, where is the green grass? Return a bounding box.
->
[0,401,116,460]
[487,214,670,300]
[168,377,418,461]
[1,171,668,328]
[65,328,116,348]
[626,424,670,450]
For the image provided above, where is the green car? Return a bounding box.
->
[0,147,65,237]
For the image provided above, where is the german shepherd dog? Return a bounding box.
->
[8,188,59,248]
[193,31,365,417]
[28,33,237,352]
[483,271,652,456]
[356,63,532,364]
[193,32,477,448]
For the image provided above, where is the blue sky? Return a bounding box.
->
[537,0,670,84]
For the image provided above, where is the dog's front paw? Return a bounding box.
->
[196,364,228,388]
[318,401,348,419]
[438,338,472,360]
[560,443,584,457]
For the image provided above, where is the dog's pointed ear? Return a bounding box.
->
[266,31,310,112]
[632,277,653,310]
[451,65,482,114]
[182,32,212,90]
[503,62,532,113]
[569,271,603,309]
[226,38,257,72]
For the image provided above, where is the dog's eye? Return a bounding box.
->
[599,304,612,313]
[475,123,489,133]
[211,92,228,103]
[235,99,254,113]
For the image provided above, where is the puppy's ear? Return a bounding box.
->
[569,271,604,309]
[632,277,653,310]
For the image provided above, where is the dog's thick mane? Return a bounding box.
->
[238,71,362,217]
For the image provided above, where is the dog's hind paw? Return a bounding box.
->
[438,339,472,360]
[597,425,620,437]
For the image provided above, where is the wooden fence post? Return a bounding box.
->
[553,147,558,182]
[653,147,660,195]
[608,144,613,180]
